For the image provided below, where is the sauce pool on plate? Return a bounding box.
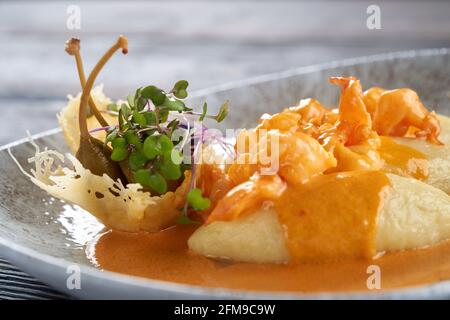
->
[88,224,450,293]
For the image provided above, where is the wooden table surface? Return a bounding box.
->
[0,0,449,299]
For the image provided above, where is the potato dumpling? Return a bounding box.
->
[189,174,450,264]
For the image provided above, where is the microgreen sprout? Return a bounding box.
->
[105,79,229,202]
[187,188,211,211]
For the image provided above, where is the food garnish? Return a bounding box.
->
[65,38,109,127]
[63,35,231,222]
[75,35,128,182]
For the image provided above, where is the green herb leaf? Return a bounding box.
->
[157,135,174,152]
[148,172,167,194]
[143,135,161,159]
[166,119,180,137]
[121,103,131,120]
[105,128,118,144]
[127,93,135,108]
[118,108,125,130]
[175,215,201,225]
[134,88,147,111]
[124,130,142,150]
[134,169,152,188]
[128,150,148,170]
[159,109,169,122]
[161,96,186,112]
[132,111,147,127]
[160,151,182,180]
[111,147,129,162]
[141,85,166,106]
[144,111,156,125]
[133,169,168,194]
[160,162,181,180]
[187,188,211,211]
[199,102,208,121]
[112,137,127,149]
[171,80,189,99]
[214,101,228,123]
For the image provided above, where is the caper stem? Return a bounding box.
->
[66,38,109,127]
[79,36,128,138]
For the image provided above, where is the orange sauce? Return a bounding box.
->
[379,136,429,180]
[275,170,390,261]
[91,225,450,293]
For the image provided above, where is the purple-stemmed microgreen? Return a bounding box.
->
[103,79,230,210]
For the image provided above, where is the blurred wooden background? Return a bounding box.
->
[1,0,450,144]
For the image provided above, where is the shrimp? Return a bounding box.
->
[329,77,373,146]
[372,88,442,145]
[230,127,337,186]
[207,173,286,223]
[327,77,383,171]
[289,98,329,125]
[259,99,335,140]
[363,87,385,117]
[258,110,301,132]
